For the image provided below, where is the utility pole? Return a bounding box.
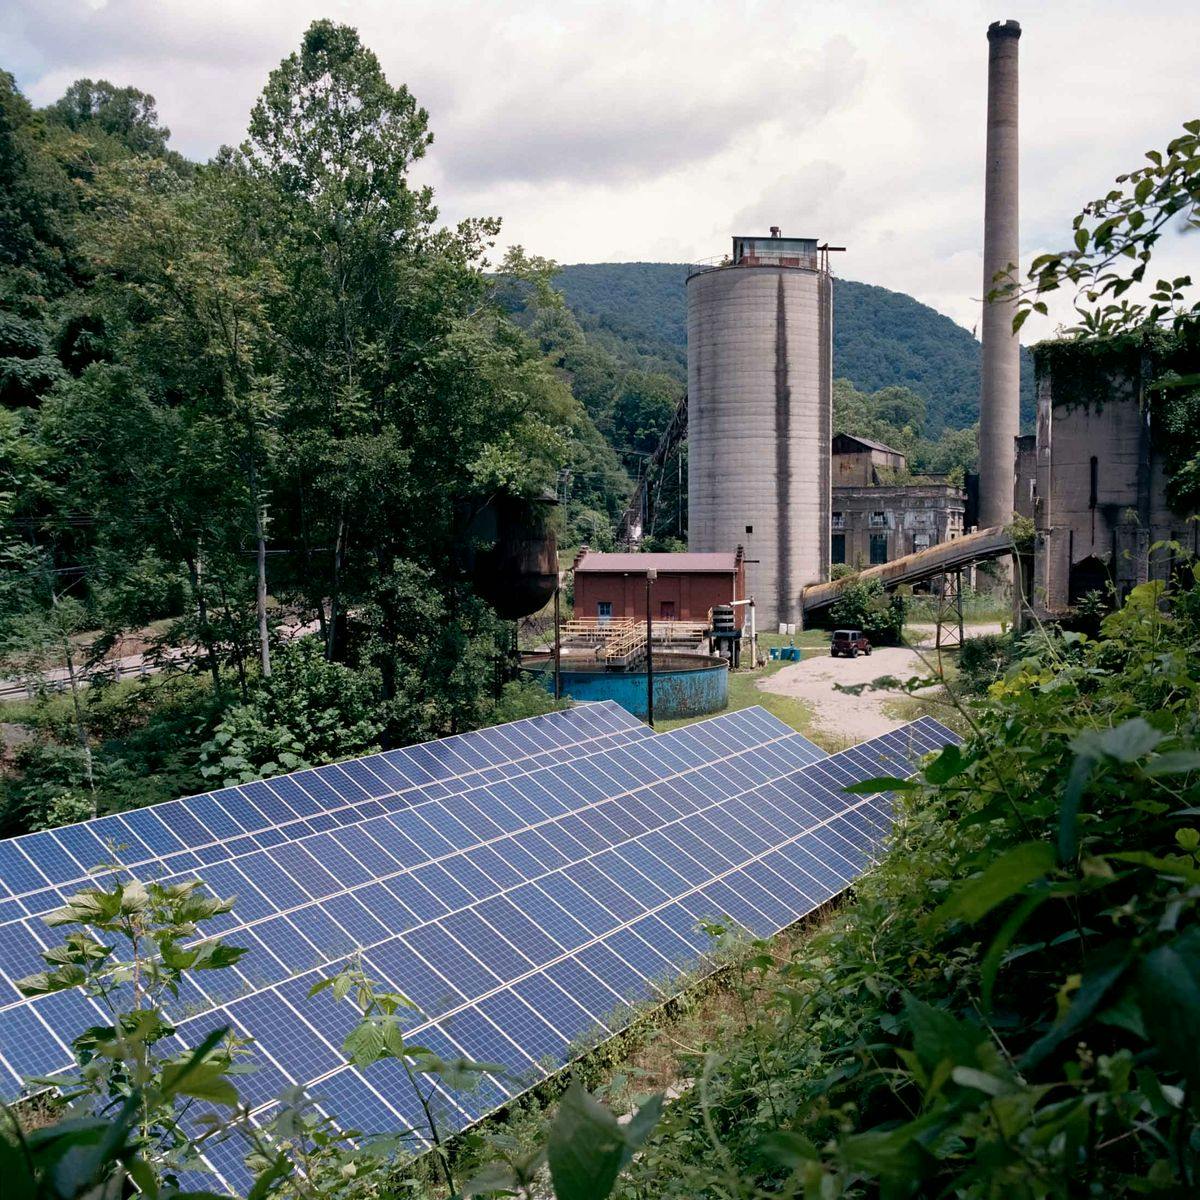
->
[552,573,562,701]
[645,568,656,727]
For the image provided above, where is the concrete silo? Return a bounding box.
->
[687,231,833,628]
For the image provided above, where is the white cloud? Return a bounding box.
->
[4,0,1196,338]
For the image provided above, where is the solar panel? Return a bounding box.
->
[0,701,651,924]
[0,705,958,1195]
[0,706,822,1093]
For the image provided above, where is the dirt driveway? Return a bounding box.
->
[759,624,1003,744]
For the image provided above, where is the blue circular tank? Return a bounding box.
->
[531,655,728,721]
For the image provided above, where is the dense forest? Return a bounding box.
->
[550,262,1036,433]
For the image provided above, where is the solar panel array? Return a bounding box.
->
[0,702,958,1194]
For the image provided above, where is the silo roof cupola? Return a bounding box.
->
[730,232,819,270]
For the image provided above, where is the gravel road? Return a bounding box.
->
[758,623,1003,744]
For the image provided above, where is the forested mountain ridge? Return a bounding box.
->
[550,261,1035,433]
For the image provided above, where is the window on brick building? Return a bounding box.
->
[597,601,612,621]
[870,533,888,565]
[831,534,846,564]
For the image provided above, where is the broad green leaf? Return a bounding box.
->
[1071,718,1163,764]
[842,776,917,795]
[932,842,1055,927]
[547,1082,662,1200]
[1137,936,1200,1092]
[1024,942,1133,1069]
[924,743,969,785]
[904,995,985,1071]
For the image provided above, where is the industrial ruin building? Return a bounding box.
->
[572,547,747,626]
[687,231,833,628]
[831,434,966,568]
[1024,336,1198,615]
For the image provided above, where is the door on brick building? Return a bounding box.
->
[831,534,846,564]
[597,601,612,623]
[660,600,676,621]
[869,533,888,565]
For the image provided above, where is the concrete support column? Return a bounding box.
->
[978,19,1021,530]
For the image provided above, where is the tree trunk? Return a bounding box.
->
[249,456,271,678]
[60,634,96,805]
[217,579,249,702]
[327,510,346,661]
[185,550,222,694]
[298,479,328,644]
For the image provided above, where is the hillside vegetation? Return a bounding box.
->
[552,262,1036,434]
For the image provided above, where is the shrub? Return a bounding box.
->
[199,636,384,785]
[828,577,905,644]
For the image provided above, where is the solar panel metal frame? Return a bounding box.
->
[187,716,956,1193]
[0,707,958,1196]
[0,706,824,1096]
[0,700,651,923]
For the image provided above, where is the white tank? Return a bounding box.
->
[687,235,832,628]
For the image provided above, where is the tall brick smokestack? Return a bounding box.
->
[978,18,1021,530]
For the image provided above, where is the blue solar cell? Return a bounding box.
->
[478,780,541,825]
[742,858,818,917]
[249,916,322,973]
[464,844,525,890]
[562,860,643,922]
[440,1005,540,1092]
[333,758,392,800]
[391,810,456,859]
[778,838,850,896]
[364,817,427,867]
[333,825,402,875]
[440,854,502,901]
[313,1066,414,1137]
[198,861,275,922]
[0,1003,69,1083]
[543,956,621,1026]
[476,895,564,964]
[318,764,375,804]
[505,882,590,950]
[268,843,339,899]
[288,905,359,963]
[555,813,606,854]
[413,862,474,911]
[384,874,447,923]
[639,829,707,884]
[439,793,507,840]
[323,892,390,946]
[232,990,342,1080]
[575,941,659,1006]
[258,775,319,820]
[365,940,463,1021]
[302,833,373,888]
[13,833,78,884]
[537,874,621,937]
[50,823,113,874]
[443,909,530,979]
[351,881,412,934]
[409,1023,509,1124]
[237,780,299,825]
[512,972,599,1048]
[477,988,567,1065]
[115,808,186,856]
[618,841,690,894]
[602,928,675,993]
[628,914,701,973]
[592,850,668,909]
[510,828,567,871]
[404,925,497,1002]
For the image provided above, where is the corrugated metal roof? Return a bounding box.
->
[833,432,906,457]
[575,551,738,574]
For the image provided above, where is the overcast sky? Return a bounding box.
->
[5,0,1195,337]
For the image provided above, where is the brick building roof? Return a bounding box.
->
[573,549,740,574]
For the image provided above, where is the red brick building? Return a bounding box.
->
[572,547,746,628]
